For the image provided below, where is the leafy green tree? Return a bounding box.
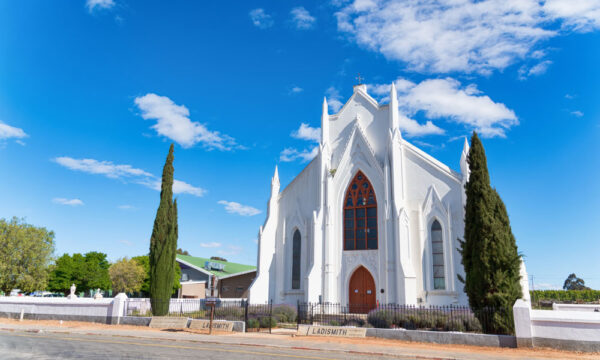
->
[47,254,74,292]
[109,258,146,294]
[176,248,189,255]
[149,144,178,315]
[48,252,110,294]
[0,217,55,294]
[82,251,111,292]
[459,132,522,335]
[563,273,589,291]
[132,255,180,296]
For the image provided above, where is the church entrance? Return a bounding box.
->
[348,266,376,313]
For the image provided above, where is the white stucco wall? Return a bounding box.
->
[0,295,125,322]
[514,299,600,350]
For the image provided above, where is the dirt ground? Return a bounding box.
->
[0,318,598,359]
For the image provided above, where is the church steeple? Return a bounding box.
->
[321,97,329,145]
[460,137,470,180]
[389,82,400,133]
[271,165,280,193]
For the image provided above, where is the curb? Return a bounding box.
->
[0,326,456,360]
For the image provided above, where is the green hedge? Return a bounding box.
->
[531,290,600,302]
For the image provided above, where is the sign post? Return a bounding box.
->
[207,275,217,334]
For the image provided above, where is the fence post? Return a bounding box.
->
[269,300,273,334]
[296,300,300,330]
[244,299,249,332]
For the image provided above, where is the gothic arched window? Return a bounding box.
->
[292,229,301,289]
[344,171,377,250]
[431,220,445,290]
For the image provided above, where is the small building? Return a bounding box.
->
[176,254,256,299]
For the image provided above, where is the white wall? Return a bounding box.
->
[0,295,126,323]
[514,299,600,352]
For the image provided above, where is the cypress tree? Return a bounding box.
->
[459,132,522,335]
[149,144,178,316]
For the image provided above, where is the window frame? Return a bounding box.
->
[430,219,446,290]
[291,229,301,289]
[343,171,378,251]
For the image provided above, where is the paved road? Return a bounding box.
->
[0,330,411,360]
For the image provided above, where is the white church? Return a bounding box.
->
[248,83,476,309]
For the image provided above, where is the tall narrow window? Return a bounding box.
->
[292,229,301,289]
[431,220,445,290]
[344,171,377,250]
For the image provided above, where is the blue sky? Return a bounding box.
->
[0,0,599,290]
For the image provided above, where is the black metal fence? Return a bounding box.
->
[124,299,274,332]
[124,299,513,335]
[297,302,514,335]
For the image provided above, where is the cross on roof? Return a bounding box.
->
[356,73,364,85]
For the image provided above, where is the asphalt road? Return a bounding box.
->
[0,330,410,360]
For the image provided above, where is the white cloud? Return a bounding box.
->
[544,0,600,32]
[326,87,343,112]
[565,93,576,99]
[139,178,207,197]
[200,242,222,248]
[0,122,28,140]
[118,205,135,210]
[289,86,304,94]
[334,0,600,74]
[399,114,445,137]
[53,157,152,179]
[571,110,584,117]
[519,60,553,79]
[291,123,321,142]
[53,198,84,206]
[54,156,206,197]
[119,240,133,246]
[134,93,239,150]
[291,7,316,29]
[86,0,115,13]
[249,8,274,29]
[279,146,319,162]
[218,200,261,216]
[218,245,243,256]
[371,77,517,138]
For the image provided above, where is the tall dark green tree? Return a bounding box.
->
[149,144,178,315]
[459,132,522,335]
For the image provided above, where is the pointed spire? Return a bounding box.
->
[389,82,399,131]
[460,137,470,180]
[271,165,280,188]
[321,97,329,145]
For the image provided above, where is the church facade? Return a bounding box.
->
[248,84,473,308]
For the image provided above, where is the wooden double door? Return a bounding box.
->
[348,266,376,314]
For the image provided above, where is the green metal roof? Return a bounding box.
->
[176,254,256,278]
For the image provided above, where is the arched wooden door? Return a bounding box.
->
[348,266,376,313]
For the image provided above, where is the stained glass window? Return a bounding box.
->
[344,171,377,250]
[431,220,445,290]
[292,230,301,289]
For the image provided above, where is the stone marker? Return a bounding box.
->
[297,325,366,338]
[149,317,189,329]
[189,319,234,332]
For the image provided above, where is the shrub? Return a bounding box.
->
[444,319,466,332]
[272,305,297,323]
[247,318,260,329]
[343,317,366,327]
[328,320,340,326]
[367,310,394,328]
[531,290,600,303]
[259,317,277,328]
[214,306,244,320]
